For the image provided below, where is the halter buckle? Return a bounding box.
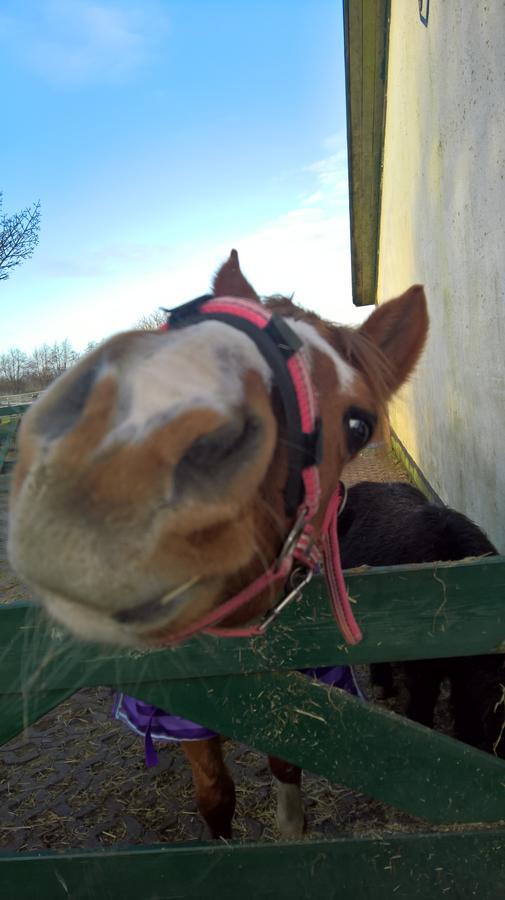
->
[258,566,313,633]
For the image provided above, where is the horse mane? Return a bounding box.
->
[264,295,394,412]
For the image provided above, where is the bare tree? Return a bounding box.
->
[84,340,101,354]
[29,344,53,386]
[0,339,80,393]
[49,339,79,376]
[0,193,41,281]
[135,309,167,330]
[0,348,29,391]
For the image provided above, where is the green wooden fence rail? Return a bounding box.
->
[2,557,504,692]
[1,830,504,900]
[1,557,505,895]
[0,415,19,474]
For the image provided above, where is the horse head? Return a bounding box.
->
[8,251,428,646]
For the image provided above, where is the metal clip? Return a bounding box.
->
[275,508,309,571]
[338,481,348,517]
[258,567,313,633]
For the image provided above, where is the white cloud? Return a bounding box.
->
[38,242,176,278]
[56,145,369,350]
[229,143,366,327]
[301,191,324,207]
[0,0,169,87]
[1,143,370,354]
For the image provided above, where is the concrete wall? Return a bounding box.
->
[377,0,505,551]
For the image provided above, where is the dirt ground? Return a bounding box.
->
[0,445,448,852]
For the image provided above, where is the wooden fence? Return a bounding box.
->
[1,557,504,897]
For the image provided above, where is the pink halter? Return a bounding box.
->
[159,294,363,647]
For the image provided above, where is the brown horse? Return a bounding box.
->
[8,251,428,838]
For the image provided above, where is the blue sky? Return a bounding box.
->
[0,0,367,355]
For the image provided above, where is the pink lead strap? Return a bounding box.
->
[159,485,362,647]
[320,487,363,646]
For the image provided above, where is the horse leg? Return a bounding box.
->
[402,659,443,728]
[268,755,304,838]
[450,656,505,756]
[181,737,236,839]
[370,662,396,698]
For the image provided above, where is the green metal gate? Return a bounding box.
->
[1,557,504,898]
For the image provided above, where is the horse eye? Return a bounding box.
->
[344,409,375,455]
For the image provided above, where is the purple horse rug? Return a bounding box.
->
[113,666,365,767]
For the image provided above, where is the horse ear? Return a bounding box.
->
[359,285,429,394]
[213,249,259,300]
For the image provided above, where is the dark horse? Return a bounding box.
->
[340,481,504,756]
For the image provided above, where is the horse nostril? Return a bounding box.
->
[35,364,100,440]
[175,414,263,486]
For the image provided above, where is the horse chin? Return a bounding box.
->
[38,591,188,649]
[38,574,232,649]
[41,590,144,648]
